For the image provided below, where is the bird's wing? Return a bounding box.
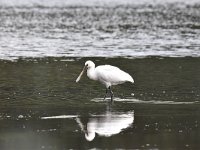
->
[95,65,133,85]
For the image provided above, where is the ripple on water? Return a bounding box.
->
[0,1,200,60]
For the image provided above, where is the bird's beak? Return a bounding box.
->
[76,65,87,83]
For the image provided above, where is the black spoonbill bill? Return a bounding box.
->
[76,60,134,101]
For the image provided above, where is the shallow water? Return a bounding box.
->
[0,57,199,149]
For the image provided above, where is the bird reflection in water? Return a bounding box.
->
[76,109,134,141]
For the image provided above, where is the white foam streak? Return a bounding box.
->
[91,98,198,105]
[41,115,78,119]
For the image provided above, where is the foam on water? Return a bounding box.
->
[91,98,198,105]
[41,115,78,119]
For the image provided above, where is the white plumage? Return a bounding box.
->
[76,60,134,101]
[95,65,134,87]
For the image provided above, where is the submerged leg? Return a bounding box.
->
[108,86,114,102]
[103,88,108,100]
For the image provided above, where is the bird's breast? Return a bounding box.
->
[87,69,98,81]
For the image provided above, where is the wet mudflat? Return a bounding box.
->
[0,57,199,149]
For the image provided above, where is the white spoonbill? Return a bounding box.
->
[76,60,134,101]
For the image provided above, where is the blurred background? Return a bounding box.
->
[0,0,200,60]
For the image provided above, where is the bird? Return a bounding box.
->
[76,60,134,101]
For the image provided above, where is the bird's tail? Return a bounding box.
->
[129,78,134,83]
[126,74,134,83]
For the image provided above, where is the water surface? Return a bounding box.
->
[0,57,199,149]
[0,0,200,60]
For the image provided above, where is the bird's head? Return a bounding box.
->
[85,60,95,69]
[76,60,95,83]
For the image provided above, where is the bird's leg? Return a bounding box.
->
[103,88,108,100]
[108,86,114,102]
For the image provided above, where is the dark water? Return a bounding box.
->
[0,57,199,149]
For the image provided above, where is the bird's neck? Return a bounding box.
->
[87,67,97,81]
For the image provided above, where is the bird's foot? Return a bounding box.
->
[110,95,114,103]
[103,88,108,100]
[103,95,107,101]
